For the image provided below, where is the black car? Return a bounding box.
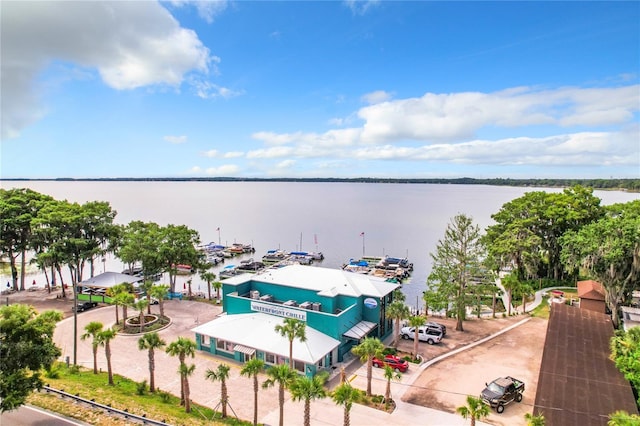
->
[72,301,98,312]
[426,321,447,336]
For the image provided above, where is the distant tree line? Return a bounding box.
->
[2,177,639,191]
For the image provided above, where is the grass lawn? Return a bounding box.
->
[28,363,252,426]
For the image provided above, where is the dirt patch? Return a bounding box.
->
[2,287,75,316]
[401,316,548,426]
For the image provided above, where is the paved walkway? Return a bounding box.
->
[49,297,545,426]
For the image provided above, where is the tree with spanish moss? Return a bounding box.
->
[561,200,640,328]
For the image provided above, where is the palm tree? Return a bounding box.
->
[179,362,196,413]
[274,318,307,368]
[262,363,297,426]
[80,321,103,374]
[117,292,135,325]
[240,358,265,426]
[150,284,169,318]
[200,271,216,300]
[289,372,329,426]
[139,280,155,314]
[382,365,401,410]
[137,332,166,392]
[166,337,197,407]
[351,337,384,396]
[408,315,426,360]
[212,280,223,302]
[501,273,519,316]
[456,395,490,426]
[106,283,127,324]
[386,300,410,348]
[97,328,116,385]
[133,299,149,333]
[519,283,535,313]
[525,412,546,425]
[331,382,361,426]
[205,363,231,418]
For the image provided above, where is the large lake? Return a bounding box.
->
[2,181,638,310]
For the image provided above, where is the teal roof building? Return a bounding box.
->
[192,264,400,376]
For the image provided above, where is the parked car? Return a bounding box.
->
[137,295,159,305]
[480,376,525,413]
[72,301,98,312]
[425,321,447,336]
[400,326,443,345]
[372,354,409,373]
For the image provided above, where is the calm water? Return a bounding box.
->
[2,181,638,310]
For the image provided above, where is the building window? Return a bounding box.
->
[265,352,276,364]
[201,335,209,346]
[294,360,305,373]
[216,339,234,353]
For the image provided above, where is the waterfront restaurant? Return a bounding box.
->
[192,264,399,376]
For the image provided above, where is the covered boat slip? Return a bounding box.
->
[192,313,341,377]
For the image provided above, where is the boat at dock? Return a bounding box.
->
[343,255,413,281]
[236,259,266,273]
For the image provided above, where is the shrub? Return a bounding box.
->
[136,380,147,395]
[158,390,171,403]
[382,347,397,356]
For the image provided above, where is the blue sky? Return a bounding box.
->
[1,1,639,179]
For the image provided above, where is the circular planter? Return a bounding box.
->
[125,314,159,328]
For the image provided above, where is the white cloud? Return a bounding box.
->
[223,151,244,158]
[192,80,244,99]
[357,85,639,144]
[1,1,213,140]
[276,159,296,169]
[344,0,380,15]
[165,135,188,144]
[169,1,228,23]
[348,131,638,167]
[245,84,638,172]
[205,164,240,175]
[202,149,218,157]
[361,90,392,105]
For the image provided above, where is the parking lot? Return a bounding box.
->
[9,289,546,425]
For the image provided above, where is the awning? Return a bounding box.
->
[233,344,256,356]
[343,321,377,340]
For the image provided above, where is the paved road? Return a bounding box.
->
[0,405,87,426]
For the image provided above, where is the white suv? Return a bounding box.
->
[400,326,443,345]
